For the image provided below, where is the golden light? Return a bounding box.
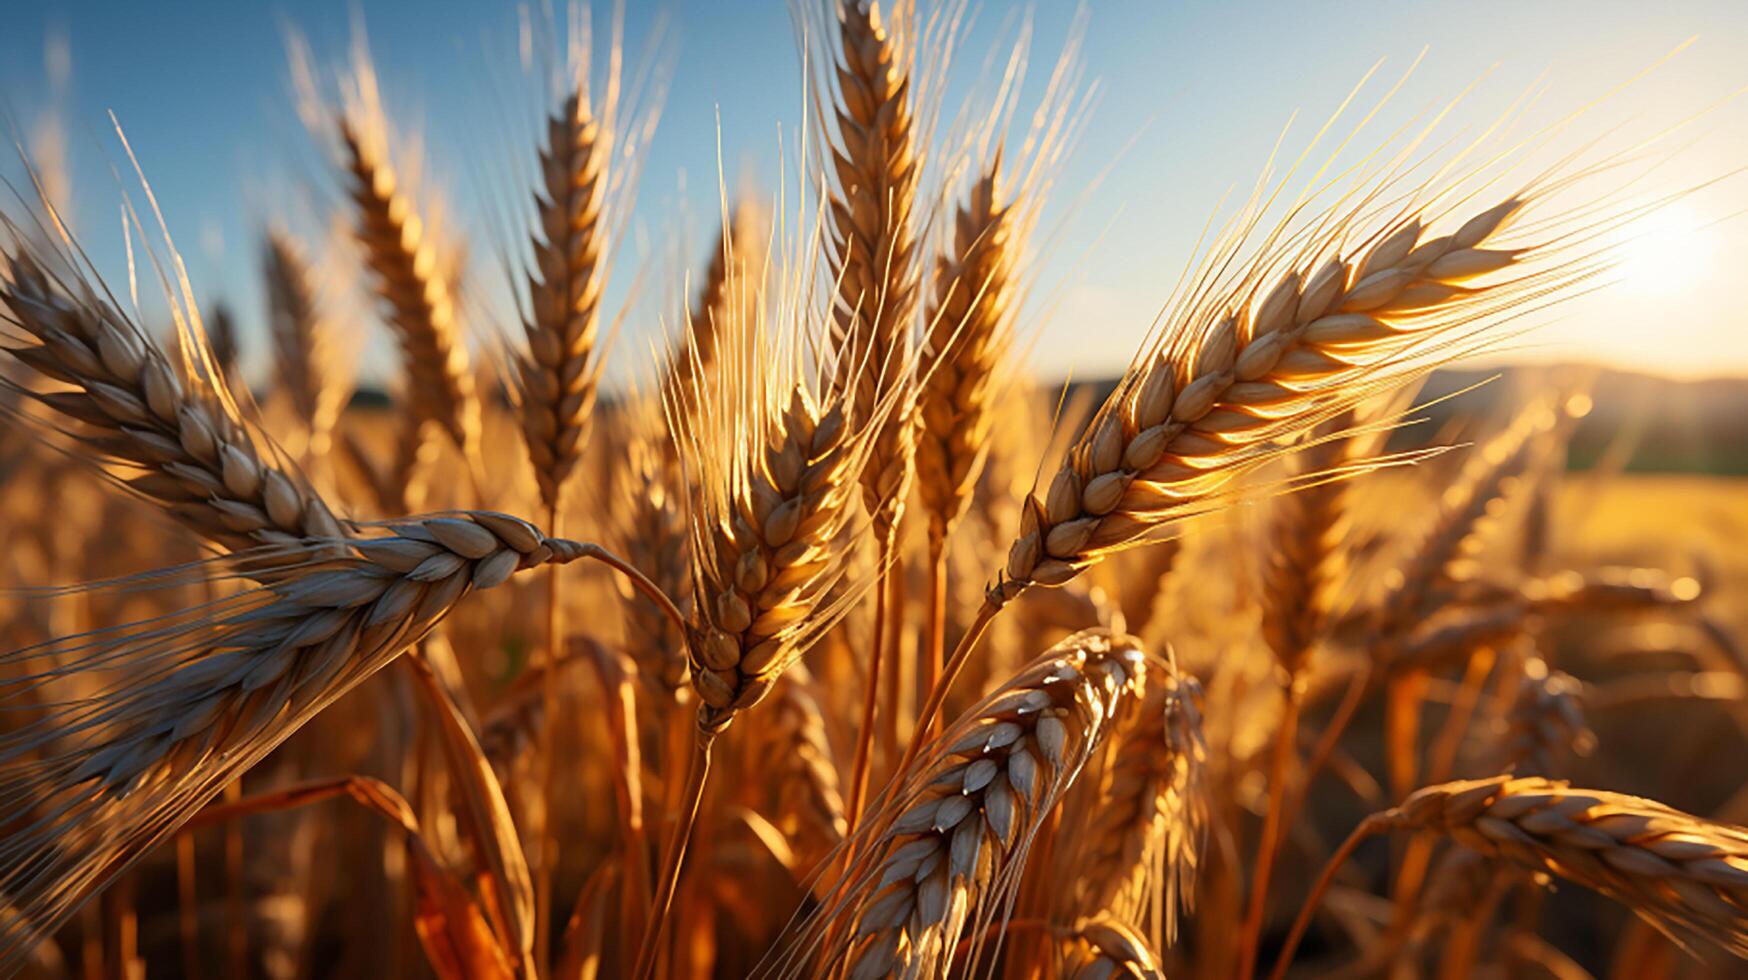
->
[1617,203,1716,298]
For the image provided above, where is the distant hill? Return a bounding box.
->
[1418,368,1748,476]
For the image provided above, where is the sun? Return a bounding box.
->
[1617,203,1716,298]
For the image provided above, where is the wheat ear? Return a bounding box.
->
[262,229,345,459]
[1056,917,1168,980]
[1,250,346,557]
[792,629,1148,979]
[995,195,1558,607]
[1066,672,1207,943]
[912,185,1596,775]
[823,0,924,547]
[1272,776,1748,978]
[1240,409,1384,975]
[915,160,1017,551]
[1392,778,1748,957]
[204,301,239,383]
[746,668,850,884]
[638,251,894,978]
[822,0,927,834]
[336,114,480,463]
[1501,658,1593,777]
[667,201,770,410]
[612,406,694,698]
[515,86,610,511]
[1372,399,1557,644]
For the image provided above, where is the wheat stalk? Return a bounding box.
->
[792,629,1148,979]
[636,235,896,977]
[1238,408,1391,975]
[820,0,929,834]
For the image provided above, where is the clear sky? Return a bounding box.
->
[4,0,1747,387]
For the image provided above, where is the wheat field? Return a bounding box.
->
[2,2,1746,978]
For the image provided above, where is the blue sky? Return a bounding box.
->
[5,0,1747,386]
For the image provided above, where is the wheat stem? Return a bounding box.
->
[536,504,563,978]
[899,595,1003,781]
[634,727,715,980]
[1268,813,1390,980]
[922,544,947,741]
[846,580,890,833]
[1236,677,1302,979]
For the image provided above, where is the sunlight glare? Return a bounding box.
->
[1618,204,1715,299]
